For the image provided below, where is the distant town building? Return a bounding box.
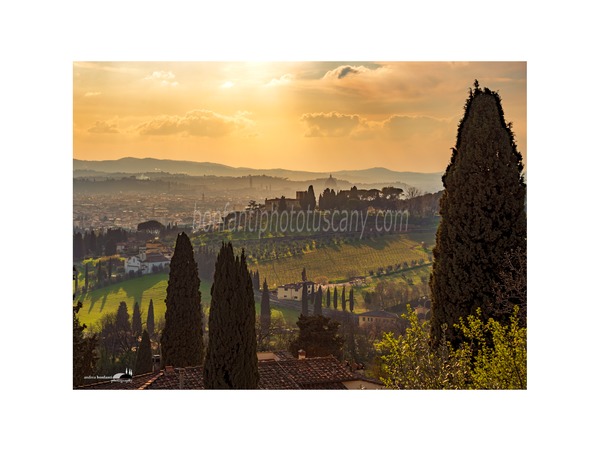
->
[324,174,338,189]
[264,191,306,212]
[277,281,315,300]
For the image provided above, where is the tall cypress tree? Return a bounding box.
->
[430,82,527,347]
[307,185,317,210]
[204,243,259,389]
[84,263,89,290]
[349,288,354,312]
[147,298,155,337]
[132,301,142,337]
[116,301,130,333]
[314,286,323,316]
[326,287,331,308]
[333,287,338,310]
[161,232,204,367]
[301,282,309,316]
[261,278,271,336]
[135,330,153,375]
[341,286,346,312]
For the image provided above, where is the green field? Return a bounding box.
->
[249,234,428,288]
[75,272,302,330]
[75,273,210,329]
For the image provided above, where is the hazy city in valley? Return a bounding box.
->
[73,61,527,390]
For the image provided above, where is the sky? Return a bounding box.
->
[73,61,526,173]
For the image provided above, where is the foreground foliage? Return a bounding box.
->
[375,306,526,389]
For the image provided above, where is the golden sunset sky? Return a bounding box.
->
[74,61,526,173]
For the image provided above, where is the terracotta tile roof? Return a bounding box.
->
[274,356,358,387]
[77,356,361,390]
[256,361,301,389]
[146,368,204,389]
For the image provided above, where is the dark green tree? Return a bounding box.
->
[73,302,98,387]
[132,301,142,337]
[116,301,130,333]
[288,315,344,359]
[326,287,331,308]
[333,286,338,310]
[261,278,271,337]
[314,286,323,316]
[301,283,309,316]
[134,330,153,375]
[307,185,317,210]
[107,258,113,280]
[147,299,155,337]
[349,288,355,312]
[341,286,346,312]
[430,82,527,347]
[204,243,259,389]
[301,267,307,282]
[161,232,204,367]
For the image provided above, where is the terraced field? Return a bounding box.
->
[248,234,428,288]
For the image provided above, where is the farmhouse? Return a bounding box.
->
[277,281,315,300]
[356,310,399,330]
[124,239,172,275]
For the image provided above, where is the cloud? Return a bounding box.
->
[266,73,294,87]
[84,91,101,97]
[144,71,178,87]
[88,120,119,134]
[300,111,364,137]
[137,109,254,137]
[300,112,451,141]
[382,115,449,139]
[322,65,373,80]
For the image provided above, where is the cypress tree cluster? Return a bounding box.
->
[204,242,259,389]
[160,232,204,367]
[430,82,527,347]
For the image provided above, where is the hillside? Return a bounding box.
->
[74,157,443,193]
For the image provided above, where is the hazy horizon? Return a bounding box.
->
[73,155,445,175]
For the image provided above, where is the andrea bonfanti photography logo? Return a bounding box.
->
[192,203,409,239]
[84,368,133,383]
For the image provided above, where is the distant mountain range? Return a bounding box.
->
[73,157,444,193]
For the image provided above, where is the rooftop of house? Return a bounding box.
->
[77,354,381,390]
[144,253,170,263]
